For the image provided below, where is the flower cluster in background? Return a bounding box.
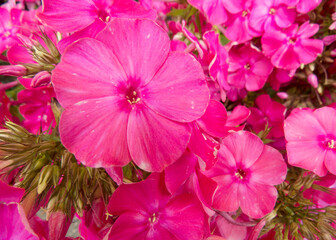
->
[0,0,336,239]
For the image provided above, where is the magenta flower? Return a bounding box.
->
[296,0,322,13]
[0,7,20,53]
[262,21,324,69]
[52,19,210,172]
[228,44,273,91]
[204,131,287,218]
[38,0,156,33]
[284,107,336,176]
[107,173,207,240]
[249,0,297,32]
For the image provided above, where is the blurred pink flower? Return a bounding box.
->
[52,19,209,172]
[249,0,297,32]
[262,21,324,69]
[284,107,336,176]
[204,131,287,218]
[228,44,273,91]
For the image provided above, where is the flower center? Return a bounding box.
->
[242,10,249,17]
[148,213,158,224]
[235,169,247,180]
[288,37,297,45]
[97,9,110,22]
[319,135,336,150]
[269,8,276,15]
[125,87,141,104]
[244,63,251,70]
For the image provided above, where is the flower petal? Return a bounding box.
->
[127,105,191,172]
[59,97,132,168]
[142,52,209,122]
[52,38,127,108]
[96,18,170,85]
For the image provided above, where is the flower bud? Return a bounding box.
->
[307,73,318,88]
[0,65,27,77]
[30,71,51,88]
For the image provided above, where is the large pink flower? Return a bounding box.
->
[284,107,336,176]
[52,18,210,172]
[107,173,207,240]
[262,21,324,69]
[204,131,287,218]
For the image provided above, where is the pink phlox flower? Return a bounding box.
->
[37,0,156,33]
[262,21,324,70]
[204,131,287,219]
[223,0,260,43]
[52,19,210,172]
[18,86,56,134]
[228,44,273,91]
[284,107,336,176]
[107,173,208,240]
[187,0,229,25]
[249,0,297,33]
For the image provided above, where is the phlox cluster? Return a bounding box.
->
[0,0,336,240]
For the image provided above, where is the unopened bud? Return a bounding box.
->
[30,71,51,88]
[276,92,288,99]
[0,65,27,77]
[307,74,318,88]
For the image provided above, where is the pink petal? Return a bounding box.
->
[272,45,300,69]
[142,52,209,122]
[188,124,220,169]
[108,212,148,240]
[194,170,218,209]
[57,19,106,54]
[249,145,287,185]
[313,107,336,134]
[287,141,328,176]
[225,105,250,127]
[38,0,97,32]
[109,0,157,20]
[52,38,127,108]
[238,183,278,218]
[215,215,247,240]
[284,109,325,141]
[262,30,287,57]
[245,74,268,91]
[108,173,170,215]
[165,151,198,195]
[296,39,324,65]
[325,150,336,175]
[297,22,319,38]
[59,97,132,168]
[160,194,206,240]
[0,203,39,240]
[196,100,228,138]
[222,131,264,168]
[96,18,170,85]
[296,0,321,13]
[127,105,191,172]
[274,5,296,28]
[202,0,228,25]
[0,181,25,203]
[212,176,240,212]
[105,167,123,185]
